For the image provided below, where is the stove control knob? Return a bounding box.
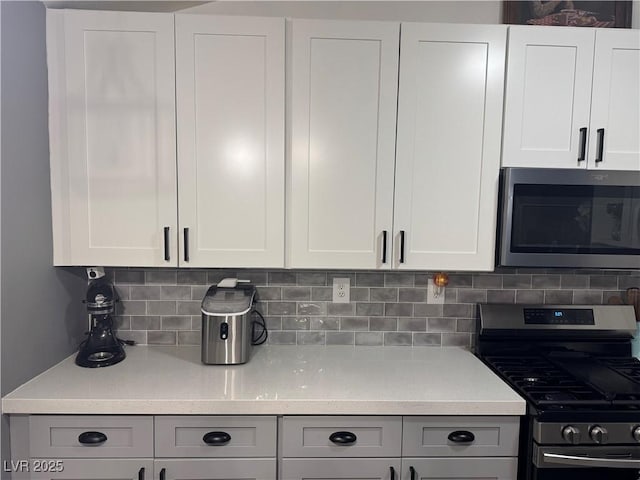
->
[590,425,608,444]
[561,426,581,444]
[632,426,640,443]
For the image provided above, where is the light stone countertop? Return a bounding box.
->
[2,345,526,415]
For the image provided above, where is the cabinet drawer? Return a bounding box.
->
[402,457,517,479]
[281,416,402,457]
[402,416,519,457]
[154,416,276,458]
[29,415,153,458]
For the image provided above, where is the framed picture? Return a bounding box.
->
[503,1,633,28]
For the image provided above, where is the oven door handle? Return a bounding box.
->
[543,452,640,469]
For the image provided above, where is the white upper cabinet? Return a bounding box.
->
[288,19,399,269]
[503,26,640,171]
[47,9,177,266]
[394,23,507,271]
[175,15,285,267]
[589,29,640,171]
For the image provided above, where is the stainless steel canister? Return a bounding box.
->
[200,284,256,365]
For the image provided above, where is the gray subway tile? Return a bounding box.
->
[191,285,209,300]
[619,276,640,289]
[147,301,176,315]
[355,272,384,287]
[356,302,384,316]
[444,288,458,303]
[298,302,326,316]
[473,275,502,289]
[442,333,471,347]
[369,317,398,331]
[131,316,161,330]
[207,271,236,284]
[456,318,476,333]
[282,287,311,301]
[398,318,426,332]
[487,290,515,304]
[177,270,207,285]
[448,274,472,288]
[443,304,473,318]
[268,271,297,285]
[120,300,146,315]
[370,288,398,302]
[457,289,487,304]
[561,275,589,289]
[414,303,443,317]
[177,301,201,315]
[384,332,412,346]
[147,331,177,345]
[355,332,383,346]
[415,274,430,287]
[241,271,268,286]
[114,269,145,285]
[297,331,325,345]
[502,275,532,289]
[589,275,619,289]
[544,290,573,304]
[340,317,369,331]
[162,316,191,330]
[604,291,624,304]
[119,330,147,345]
[269,331,296,345]
[326,332,355,345]
[265,316,282,331]
[161,285,191,300]
[177,331,200,345]
[282,317,310,330]
[130,286,161,301]
[311,287,333,301]
[428,317,456,332]
[310,317,340,330]
[573,290,603,304]
[114,286,130,301]
[384,273,414,287]
[532,275,561,289]
[399,288,427,303]
[191,316,202,330]
[268,302,296,316]
[413,333,441,346]
[146,270,177,285]
[114,316,131,330]
[515,290,545,304]
[327,303,356,316]
[256,286,282,301]
[385,303,413,317]
[351,288,370,302]
[298,272,327,286]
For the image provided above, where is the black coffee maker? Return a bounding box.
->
[75,277,126,368]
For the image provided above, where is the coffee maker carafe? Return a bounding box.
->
[75,277,126,368]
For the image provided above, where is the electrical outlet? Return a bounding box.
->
[427,279,445,304]
[332,277,350,303]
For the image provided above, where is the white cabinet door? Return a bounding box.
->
[154,459,276,480]
[288,19,399,269]
[402,458,517,480]
[281,458,401,479]
[394,23,506,271]
[47,10,177,266]
[589,29,640,171]
[502,26,595,169]
[176,15,285,267]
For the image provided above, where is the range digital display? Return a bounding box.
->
[524,308,595,325]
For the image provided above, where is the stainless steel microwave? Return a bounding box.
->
[498,168,640,269]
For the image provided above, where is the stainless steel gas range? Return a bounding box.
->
[475,304,640,480]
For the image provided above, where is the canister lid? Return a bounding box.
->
[201,284,256,315]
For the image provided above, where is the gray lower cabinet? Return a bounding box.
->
[154,459,276,480]
[30,459,154,479]
[280,458,401,480]
[401,458,517,480]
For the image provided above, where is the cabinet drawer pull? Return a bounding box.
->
[163,227,170,261]
[447,430,475,443]
[329,431,357,445]
[399,230,405,264]
[159,467,166,480]
[382,230,388,264]
[578,127,587,162]
[78,431,107,445]
[183,227,189,262]
[409,466,416,480]
[390,466,396,480]
[138,467,145,480]
[595,128,605,163]
[202,431,231,445]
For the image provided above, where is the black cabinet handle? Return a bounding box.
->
[448,430,475,443]
[595,128,605,163]
[159,467,166,480]
[382,230,388,264]
[138,467,145,480]
[163,227,170,261]
[183,227,189,262]
[578,127,587,162]
[390,466,396,480]
[203,431,231,445]
[78,431,107,445]
[399,230,405,264]
[409,466,416,480]
[329,431,357,445]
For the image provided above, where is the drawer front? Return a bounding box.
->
[402,416,519,457]
[401,457,518,479]
[29,415,153,458]
[281,416,402,458]
[281,458,401,480]
[154,416,277,458]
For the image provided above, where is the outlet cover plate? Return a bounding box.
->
[332,277,350,303]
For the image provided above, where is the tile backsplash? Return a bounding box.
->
[107,268,639,348]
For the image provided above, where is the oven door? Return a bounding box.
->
[533,445,640,480]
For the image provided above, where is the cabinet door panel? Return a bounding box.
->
[176,15,285,267]
[289,19,398,269]
[31,459,153,479]
[589,29,640,171]
[47,10,177,266]
[154,459,275,480]
[281,458,400,480]
[394,23,506,270]
[402,458,517,480]
[502,26,594,168]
